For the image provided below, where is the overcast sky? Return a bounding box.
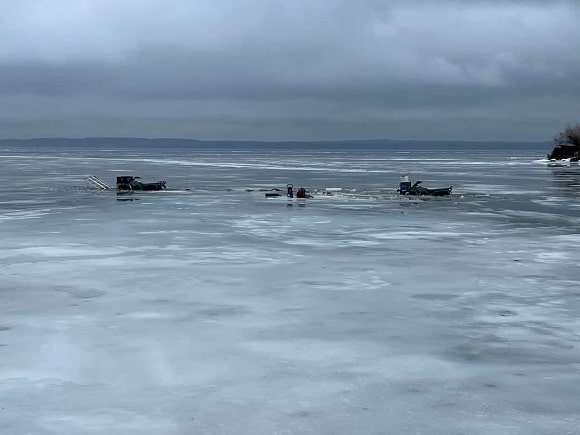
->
[1,0,579,141]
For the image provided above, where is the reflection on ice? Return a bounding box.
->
[550,166,580,197]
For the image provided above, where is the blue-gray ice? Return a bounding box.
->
[1,143,579,434]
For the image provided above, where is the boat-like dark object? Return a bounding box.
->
[407,181,452,196]
[116,176,167,191]
[398,176,452,197]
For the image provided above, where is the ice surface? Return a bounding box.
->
[0,143,579,434]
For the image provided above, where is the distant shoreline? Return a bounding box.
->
[0,137,550,149]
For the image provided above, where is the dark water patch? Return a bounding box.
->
[199,306,247,317]
[186,303,250,318]
[517,395,580,415]
[145,298,171,304]
[73,289,107,299]
[290,409,316,418]
[339,311,371,316]
[279,307,304,314]
[550,167,580,198]
[446,341,579,365]
[412,293,459,301]
[480,334,508,343]
[495,309,516,317]
[391,379,440,397]
[54,286,106,299]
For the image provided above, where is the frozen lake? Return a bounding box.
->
[1,141,579,434]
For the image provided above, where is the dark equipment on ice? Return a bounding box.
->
[116,176,167,192]
[398,175,452,197]
[264,189,283,198]
[399,175,412,194]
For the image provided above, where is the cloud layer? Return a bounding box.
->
[1,0,579,140]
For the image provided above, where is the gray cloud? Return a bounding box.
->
[1,0,579,140]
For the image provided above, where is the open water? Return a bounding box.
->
[0,141,579,434]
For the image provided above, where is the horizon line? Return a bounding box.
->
[0,136,551,144]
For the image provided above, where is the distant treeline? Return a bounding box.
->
[547,123,580,160]
[0,137,550,151]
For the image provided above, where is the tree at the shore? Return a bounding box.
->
[548,123,580,161]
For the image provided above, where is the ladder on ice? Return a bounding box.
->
[87,175,112,190]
